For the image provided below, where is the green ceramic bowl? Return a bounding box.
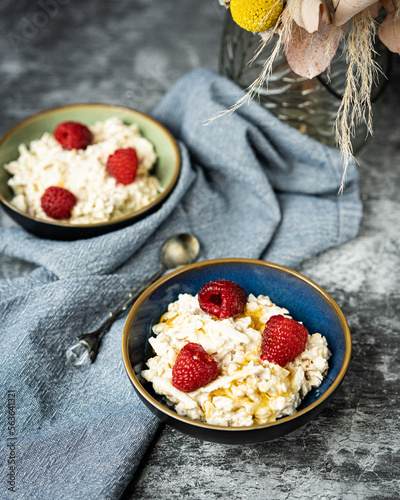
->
[0,104,180,240]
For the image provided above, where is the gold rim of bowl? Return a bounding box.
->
[122,258,352,432]
[0,103,181,228]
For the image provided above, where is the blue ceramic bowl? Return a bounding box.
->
[122,258,351,444]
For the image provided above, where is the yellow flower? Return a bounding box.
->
[230,0,283,33]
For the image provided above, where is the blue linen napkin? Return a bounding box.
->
[0,68,362,500]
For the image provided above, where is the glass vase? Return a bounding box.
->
[219,13,390,151]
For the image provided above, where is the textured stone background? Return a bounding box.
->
[1,1,399,499]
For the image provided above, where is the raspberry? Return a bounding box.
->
[54,121,93,150]
[40,186,77,220]
[198,279,247,319]
[106,148,139,185]
[260,315,309,367]
[172,342,219,392]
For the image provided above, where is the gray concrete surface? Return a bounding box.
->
[1,1,399,498]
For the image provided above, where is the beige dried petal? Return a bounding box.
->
[321,6,333,24]
[380,0,400,11]
[284,21,343,78]
[366,0,382,16]
[292,0,332,34]
[378,11,400,52]
[333,0,378,25]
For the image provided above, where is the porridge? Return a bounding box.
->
[4,117,162,223]
[142,280,331,427]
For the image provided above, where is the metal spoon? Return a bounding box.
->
[65,233,200,367]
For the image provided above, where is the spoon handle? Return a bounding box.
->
[111,266,166,319]
[82,266,166,339]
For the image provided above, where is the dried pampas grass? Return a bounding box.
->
[335,11,379,191]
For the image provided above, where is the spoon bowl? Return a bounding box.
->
[161,233,200,269]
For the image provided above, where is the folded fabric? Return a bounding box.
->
[0,68,362,500]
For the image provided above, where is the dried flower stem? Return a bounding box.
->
[205,0,287,123]
[335,11,378,192]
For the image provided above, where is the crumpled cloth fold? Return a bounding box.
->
[0,69,362,500]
